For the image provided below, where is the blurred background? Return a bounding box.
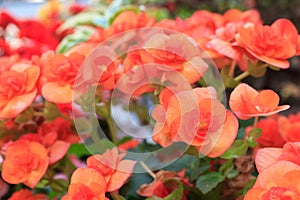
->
[1,0,300,113]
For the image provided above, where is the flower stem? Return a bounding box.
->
[234,71,250,82]
[229,60,236,77]
[106,116,117,144]
[111,191,124,200]
[140,161,156,179]
[253,116,259,129]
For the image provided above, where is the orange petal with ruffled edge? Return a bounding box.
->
[246,50,290,69]
[25,142,49,188]
[0,89,37,119]
[181,56,208,83]
[69,168,107,198]
[254,160,300,188]
[152,122,173,147]
[229,83,258,120]
[255,147,282,173]
[49,141,70,164]
[107,159,136,192]
[206,110,238,158]
[272,19,298,45]
[42,82,73,103]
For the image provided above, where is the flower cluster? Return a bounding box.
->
[0,1,300,199]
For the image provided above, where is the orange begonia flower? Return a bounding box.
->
[62,168,108,200]
[116,48,157,96]
[244,161,300,200]
[223,9,262,25]
[137,170,192,200]
[0,63,40,119]
[229,83,289,120]
[144,33,208,84]
[236,18,299,69]
[104,11,155,38]
[278,112,300,142]
[87,148,136,192]
[152,87,238,157]
[9,189,48,200]
[38,51,85,103]
[255,142,300,173]
[245,115,285,148]
[1,140,49,188]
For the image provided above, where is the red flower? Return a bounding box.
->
[87,148,136,192]
[279,112,300,142]
[9,189,48,200]
[236,19,299,68]
[245,115,285,148]
[1,140,49,188]
[137,170,192,200]
[229,83,289,120]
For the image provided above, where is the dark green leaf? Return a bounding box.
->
[196,172,225,194]
[67,143,91,157]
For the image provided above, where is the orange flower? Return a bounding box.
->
[137,170,192,200]
[278,112,300,142]
[38,51,85,103]
[244,161,300,200]
[152,87,238,157]
[104,11,155,38]
[9,189,48,200]
[1,140,49,188]
[0,63,40,119]
[236,18,299,68]
[144,33,208,84]
[87,148,136,192]
[116,48,157,96]
[245,116,285,148]
[229,83,290,120]
[223,9,262,25]
[255,142,300,173]
[62,168,108,200]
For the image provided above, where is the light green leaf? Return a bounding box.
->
[221,139,248,159]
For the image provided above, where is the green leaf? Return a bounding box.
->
[44,101,61,121]
[226,169,239,179]
[14,106,34,123]
[185,146,200,157]
[221,139,248,159]
[56,26,95,54]
[189,158,210,181]
[58,11,106,32]
[67,143,91,157]
[246,128,262,147]
[196,172,225,194]
[242,178,257,196]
